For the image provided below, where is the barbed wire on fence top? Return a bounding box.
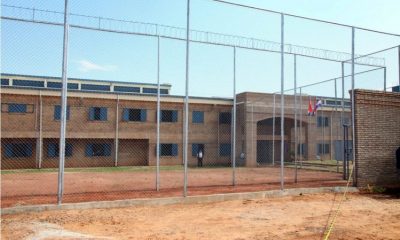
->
[1,4,385,67]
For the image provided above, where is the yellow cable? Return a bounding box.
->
[323,162,355,240]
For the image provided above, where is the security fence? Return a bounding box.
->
[1,0,399,207]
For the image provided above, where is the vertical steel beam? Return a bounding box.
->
[57,0,70,205]
[183,0,190,197]
[294,55,298,183]
[232,46,237,186]
[334,78,338,171]
[114,96,119,167]
[398,46,400,86]
[272,94,276,166]
[156,36,161,191]
[38,92,43,169]
[383,67,387,92]
[351,27,356,186]
[280,13,285,190]
[299,88,302,167]
[341,61,345,177]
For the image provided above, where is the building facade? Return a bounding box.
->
[1,74,351,169]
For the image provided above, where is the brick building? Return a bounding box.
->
[354,89,400,187]
[1,73,351,169]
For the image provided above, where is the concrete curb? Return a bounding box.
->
[1,186,358,215]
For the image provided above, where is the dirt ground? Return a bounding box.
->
[2,192,399,240]
[1,167,344,207]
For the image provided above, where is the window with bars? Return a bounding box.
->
[54,105,70,120]
[161,110,178,122]
[317,116,329,127]
[122,108,146,122]
[85,143,112,157]
[317,143,330,155]
[47,143,73,157]
[219,112,231,124]
[89,107,107,121]
[160,144,178,156]
[3,143,33,158]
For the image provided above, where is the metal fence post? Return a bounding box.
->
[294,55,298,183]
[232,46,237,186]
[280,13,285,190]
[351,27,356,186]
[183,0,190,197]
[383,67,387,92]
[299,87,303,168]
[156,35,161,191]
[57,0,70,205]
[398,46,400,85]
[272,94,276,166]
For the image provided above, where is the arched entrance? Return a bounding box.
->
[256,117,307,165]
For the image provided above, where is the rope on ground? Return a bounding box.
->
[322,162,355,240]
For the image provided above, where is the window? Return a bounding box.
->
[317,143,330,155]
[160,144,178,156]
[8,103,27,113]
[142,88,158,94]
[161,110,178,122]
[192,143,205,156]
[160,89,169,94]
[89,107,107,121]
[81,84,110,91]
[219,112,231,124]
[13,79,44,88]
[85,143,112,157]
[192,111,204,123]
[317,116,329,127]
[47,82,79,90]
[54,105,70,120]
[4,143,33,158]
[47,143,73,157]
[297,143,306,155]
[114,86,140,93]
[123,108,146,122]
[1,78,9,86]
[219,143,231,156]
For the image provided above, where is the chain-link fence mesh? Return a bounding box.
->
[1,0,398,207]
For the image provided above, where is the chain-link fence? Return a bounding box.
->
[1,0,399,207]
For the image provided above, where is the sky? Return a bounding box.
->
[1,0,400,99]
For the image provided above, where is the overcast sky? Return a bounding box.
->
[2,0,400,98]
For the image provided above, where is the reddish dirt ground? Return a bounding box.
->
[2,193,399,240]
[1,167,345,208]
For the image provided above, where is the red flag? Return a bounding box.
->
[307,98,313,116]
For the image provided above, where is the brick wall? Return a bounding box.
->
[354,89,400,187]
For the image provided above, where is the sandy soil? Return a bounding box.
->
[2,192,399,240]
[1,167,344,207]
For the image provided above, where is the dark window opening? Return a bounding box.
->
[317,116,329,127]
[161,110,178,122]
[317,143,330,155]
[89,107,107,121]
[4,143,33,158]
[219,143,231,156]
[81,84,110,91]
[192,143,205,157]
[54,105,70,120]
[85,143,112,157]
[219,112,231,124]
[123,108,146,122]
[160,144,178,156]
[8,103,27,113]
[13,79,44,88]
[47,143,73,157]
[192,111,204,123]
